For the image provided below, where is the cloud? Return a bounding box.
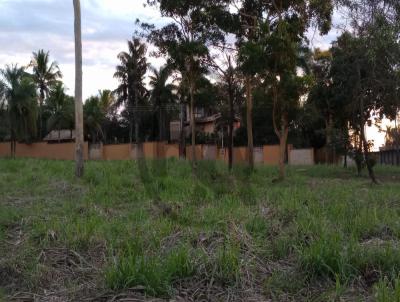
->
[0,0,167,99]
[0,0,347,98]
[306,9,350,50]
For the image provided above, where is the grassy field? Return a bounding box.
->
[1,159,400,301]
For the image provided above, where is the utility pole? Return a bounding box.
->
[73,0,84,177]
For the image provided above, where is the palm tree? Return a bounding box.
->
[84,96,105,143]
[0,79,7,139]
[98,89,116,114]
[148,65,177,141]
[30,49,62,138]
[73,0,84,177]
[97,90,116,143]
[0,64,38,156]
[45,82,74,141]
[114,38,148,144]
[0,82,8,141]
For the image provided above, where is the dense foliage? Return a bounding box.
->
[0,0,399,179]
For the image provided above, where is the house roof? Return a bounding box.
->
[184,113,241,125]
[197,113,222,123]
[43,130,75,141]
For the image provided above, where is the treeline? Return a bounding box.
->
[0,48,179,146]
[1,0,399,181]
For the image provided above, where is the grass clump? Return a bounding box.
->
[106,244,195,297]
[264,270,306,299]
[298,233,357,281]
[375,277,400,302]
[214,243,241,284]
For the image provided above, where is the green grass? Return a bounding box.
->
[1,158,400,300]
[105,243,195,296]
[375,277,400,302]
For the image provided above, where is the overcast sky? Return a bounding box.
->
[0,0,389,148]
[0,0,169,99]
[0,0,341,99]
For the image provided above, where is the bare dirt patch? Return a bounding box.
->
[6,244,106,302]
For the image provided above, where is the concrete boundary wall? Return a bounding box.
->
[0,142,11,157]
[254,147,264,164]
[163,143,180,159]
[263,145,280,165]
[0,142,88,160]
[218,146,279,165]
[103,144,130,160]
[186,145,203,161]
[289,148,314,165]
[203,145,217,160]
[89,144,103,160]
[0,141,310,166]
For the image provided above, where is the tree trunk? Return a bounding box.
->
[245,77,254,170]
[73,0,84,178]
[159,106,162,142]
[39,91,44,140]
[325,113,333,164]
[278,115,289,179]
[11,140,16,158]
[360,115,378,183]
[135,118,139,144]
[179,103,185,159]
[135,103,139,144]
[272,84,287,179]
[356,62,377,183]
[129,120,133,144]
[356,133,363,175]
[190,82,196,169]
[228,75,234,171]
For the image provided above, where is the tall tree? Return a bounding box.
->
[0,64,38,156]
[237,1,264,170]
[0,79,8,141]
[332,0,400,182]
[30,49,62,139]
[209,0,264,169]
[306,49,350,165]
[143,0,225,169]
[97,89,117,143]
[45,82,74,140]
[84,96,104,143]
[308,49,335,163]
[114,38,148,144]
[213,55,243,170]
[225,0,331,177]
[212,0,333,172]
[148,65,177,141]
[331,32,399,182]
[385,126,400,148]
[73,0,84,177]
[98,89,116,114]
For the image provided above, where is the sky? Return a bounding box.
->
[0,0,393,149]
[0,0,168,99]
